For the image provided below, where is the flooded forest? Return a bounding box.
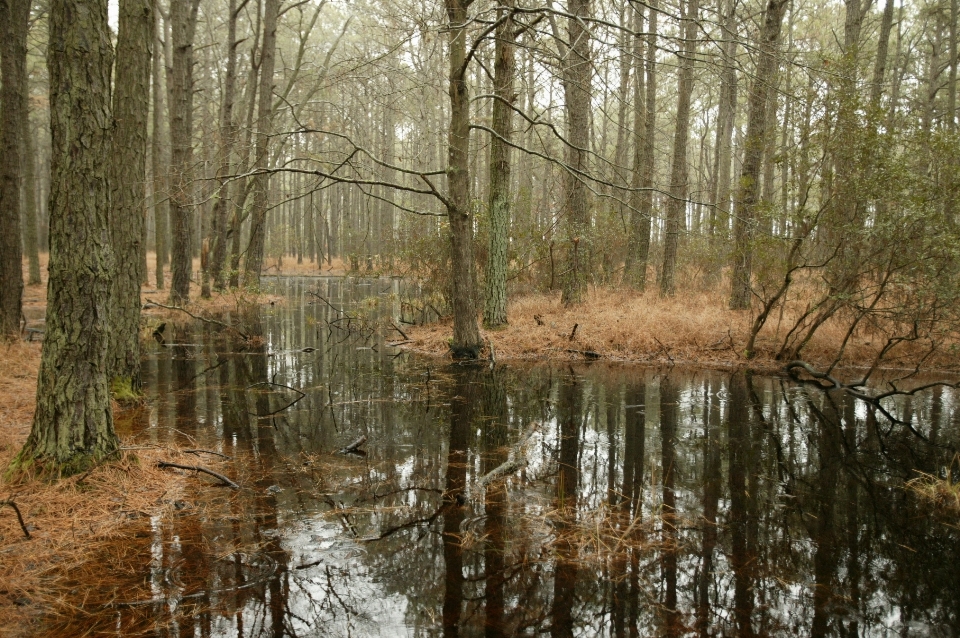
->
[1,0,960,635]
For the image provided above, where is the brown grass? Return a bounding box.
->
[402,287,960,373]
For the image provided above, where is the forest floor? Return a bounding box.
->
[399,287,960,377]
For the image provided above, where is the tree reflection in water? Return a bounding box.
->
[45,279,960,636]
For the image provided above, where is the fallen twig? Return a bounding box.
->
[1,499,31,538]
[157,461,240,489]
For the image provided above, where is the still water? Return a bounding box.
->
[51,278,960,636]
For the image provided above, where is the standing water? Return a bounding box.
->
[48,278,960,636]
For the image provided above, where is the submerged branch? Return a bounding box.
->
[477,421,541,489]
[157,461,240,489]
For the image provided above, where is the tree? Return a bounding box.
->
[560,0,592,306]
[658,0,700,297]
[209,0,244,291]
[244,0,280,287]
[729,0,789,310]
[168,0,201,303]
[22,73,41,286]
[152,6,168,289]
[15,0,120,475]
[0,0,28,338]
[483,0,516,328]
[625,0,658,290]
[108,0,154,390]
[445,0,483,357]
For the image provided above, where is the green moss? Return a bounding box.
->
[110,376,142,403]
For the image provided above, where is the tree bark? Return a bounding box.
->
[445,0,482,357]
[709,0,737,239]
[16,0,120,474]
[483,0,515,328]
[152,6,167,289]
[0,0,28,337]
[167,0,200,303]
[243,0,279,288]
[108,0,153,389]
[21,86,41,286]
[560,0,592,306]
[209,0,242,291]
[729,0,789,310]
[623,2,645,286]
[658,0,699,297]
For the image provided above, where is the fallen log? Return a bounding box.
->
[338,435,368,455]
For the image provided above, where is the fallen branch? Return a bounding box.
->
[1,499,31,538]
[157,461,240,489]
[184,449,233,459]
[338,435,368,455]
[145,299,249,340]
[390,321,410,341]
[477,421,541,489]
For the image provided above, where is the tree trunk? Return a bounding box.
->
[210,0,241,291]
[729,0,789,310]
[108,0,153,389]
[16,0,119,475]
[560,0,592,306]
[0,0,28,337]
[243,0,279,288]
[658,0,699,297]
[710,0,737,240]
[152,6,167,289]
[21,87,41,286]
[629,0,658,291]
[445,0,482,357]
[483,0,515,328]
[624,1,650,288]
[167,0,200,303]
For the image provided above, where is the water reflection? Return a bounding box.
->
[47,278,960,636]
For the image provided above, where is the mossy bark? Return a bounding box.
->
[16,0,120,476]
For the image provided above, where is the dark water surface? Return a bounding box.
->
[52,278,960,636]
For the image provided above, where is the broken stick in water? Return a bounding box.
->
[338,435,368,455]
[477,421,541,489]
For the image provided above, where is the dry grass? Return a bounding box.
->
[907,466,960,513]
[403,286,960,372]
